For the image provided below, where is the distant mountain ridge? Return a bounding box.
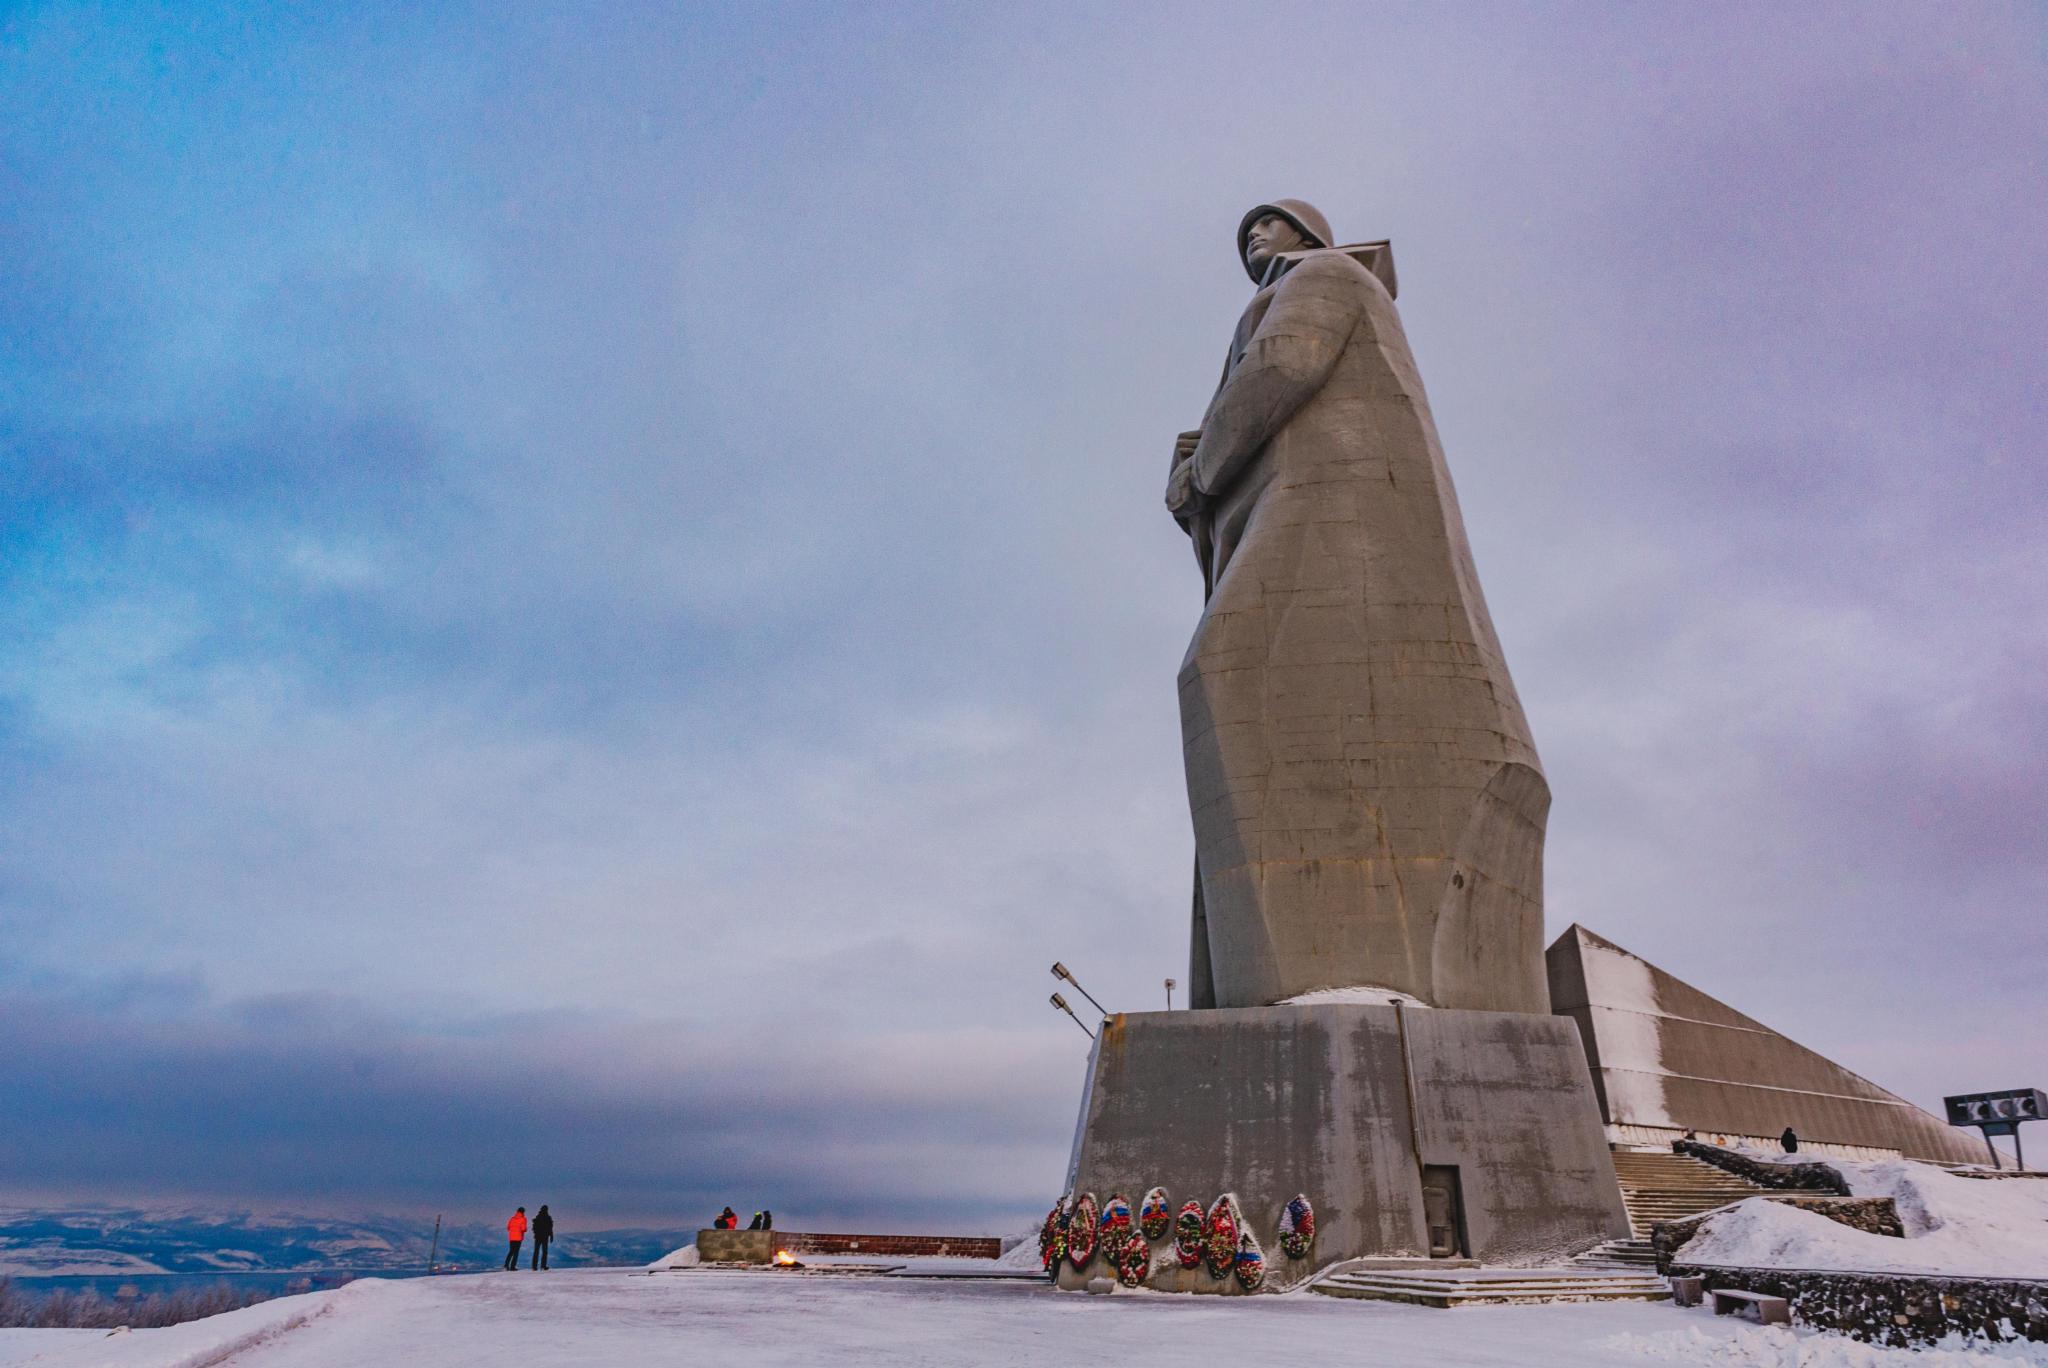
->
[0,1207,684,1276]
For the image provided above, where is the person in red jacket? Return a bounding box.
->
[504,1207,528,1270]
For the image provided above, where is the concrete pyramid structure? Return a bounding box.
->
[1546,925,1982,1163]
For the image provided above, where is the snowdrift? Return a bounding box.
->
[1680,1159,2048,1278]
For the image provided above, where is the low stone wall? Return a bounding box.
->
[1668,1264,2048,1347]
[779,1232,1001,1259]
[695,1229,1001,1263]
[1652,1196,1901,1273]
[1610,1125,1899,1161]
[1675,1139,1850,1195]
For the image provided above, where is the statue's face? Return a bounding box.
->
[1244,213,1311,277]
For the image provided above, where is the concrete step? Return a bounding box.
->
[1610,1154,1774,1241]
[1314,1268,1670,1307]
[1568,1240,1659,1269]
[1623,1190,1764,1201]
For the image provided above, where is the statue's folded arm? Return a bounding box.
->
[1190,256,1367,497]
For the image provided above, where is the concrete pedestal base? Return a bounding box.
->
[1056,1004,1628,1293]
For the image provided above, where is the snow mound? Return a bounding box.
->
[1277,984,1427,1008]
[23,1277,390,1368]
[1603,1325,2048,1366]
[994,1226,1044,1270]
[1679,1159,2048,1278]
[647,1242,699,1269]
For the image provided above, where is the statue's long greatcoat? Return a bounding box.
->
[1179,248,1548,1012]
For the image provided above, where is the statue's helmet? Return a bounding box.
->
[1237,199,1334,282]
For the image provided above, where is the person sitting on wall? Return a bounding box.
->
[715,1207,738,1229]
[760,1210,773,1231]
[1781,1127,1800,1153]
[748,1212,763,1230]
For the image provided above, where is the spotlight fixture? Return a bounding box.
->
[1049,961,1109,1019]
[1049,992,1095,1039]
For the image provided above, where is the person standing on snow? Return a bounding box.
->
[530,1204,554,1270]
[504,1206,528,1270]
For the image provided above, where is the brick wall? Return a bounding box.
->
[777,1232,1001,1259]
[696,1229,1000,1262]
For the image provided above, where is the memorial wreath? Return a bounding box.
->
[1066,1193,1100,1268]
[1097,1194,1134,1264]
[1233,1232,1265,1291]
[1173,1200,1206,1269]
[1204,1196,1239,1279]
[1278,1194,1316,1259]
[1116,1233,1152,1287]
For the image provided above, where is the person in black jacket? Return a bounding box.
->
[530,1204,555,1269]
[760,1210,773,1231]
[1780,1127,1799,1154]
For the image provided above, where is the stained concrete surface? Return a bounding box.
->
[1060,1004,1628,1291]
[1168,205,1547,1015]
[1547,925,1983,1163]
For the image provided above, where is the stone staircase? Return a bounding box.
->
[1313,1266,1669,1307]
[1566,1237,1661,1271]
[1309,1150,1774,1306]
[1608,1148,1779,1240]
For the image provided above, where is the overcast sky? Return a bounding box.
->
[3,2,2043,1232]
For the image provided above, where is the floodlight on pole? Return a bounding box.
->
[1050,961,1109,1019]
[1165,978,1177,1010]
[1049,992,1095,1040]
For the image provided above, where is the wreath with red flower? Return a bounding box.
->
[1138,1187,1171,1242]
[1278,1194,1315,1259]
[1038,1197,1068,1272]
[1173,1200,1206,1269]
[1066,1193,1099,1268]
[1116,1233,1151,1287]
[1233,1232,1266,1291]
[1204,1196,1239,1279]
[1097,1194,1134,1265]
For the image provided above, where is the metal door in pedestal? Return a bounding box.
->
[1421,1165,1467,1259]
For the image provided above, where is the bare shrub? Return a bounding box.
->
[0,1275,279,1329]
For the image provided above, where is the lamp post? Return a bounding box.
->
[1165,978,1177,1010]
[1049,992,1095,1039]
[1050,962,1109,1019]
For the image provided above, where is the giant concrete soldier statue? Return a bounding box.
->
[1165,199,1549,1014]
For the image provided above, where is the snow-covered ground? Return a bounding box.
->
[1682,1159,2048,1278]
[3,1267,2044,1368]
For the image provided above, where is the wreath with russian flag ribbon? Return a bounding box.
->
[1139,1187,1172,1242]
[1278,1194,1316,1259]
[1233,1232,1266,1290]
[1097,1194,1134,1265]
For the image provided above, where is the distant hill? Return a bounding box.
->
[0,1208,685,1276]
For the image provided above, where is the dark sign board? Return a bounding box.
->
[1944,1088,2047,1137]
